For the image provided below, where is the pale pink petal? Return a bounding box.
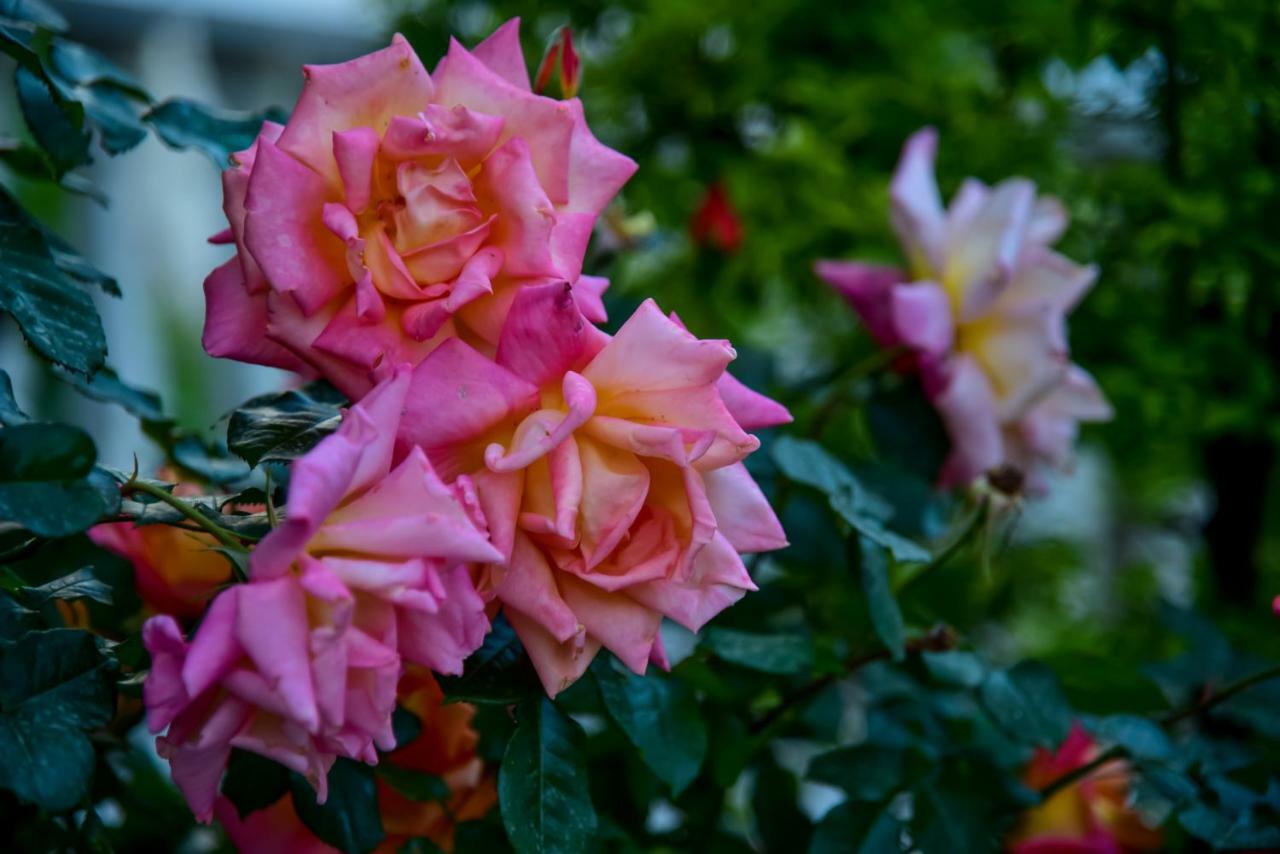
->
[471,18,531,91]
[397,564,489,674]
[380,104,505,168]
[235,578,319,733]
[889,127,946,276]
[181,588,242,700]
[485,374,596,473]
[573,275,609,324]
[561,98,638,215]
[1027,195,1068,245]
[401,338,540,450]
[583,300,735,393]
[243,140,346,315]
[1000,248,1098,316]
[505,607,598,698]
[593,384,759,470]
[715,372,792,430]
[472,137,559,278]
[141,616,189,733]
[890,281,954,356]
[627,532,755,632]
[202,258,310,372]
[943,177,1035,321]
[331,127,380,213]
[278,34,434,185]
[924,355,1005,488]
[495,533,581,643]
[703,462,787,553]
[577,437,650,570]
[559,574,661,676]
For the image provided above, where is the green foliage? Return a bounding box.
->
[227,380,347,468]
[438,613,544,705]
[499,697,597,854]
[290,758,386,854]
[0,421,108,537]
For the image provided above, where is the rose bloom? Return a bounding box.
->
[398,284,789,695]
[816,128,1111,490]
[91,478,232,618]
[203,18,635,399]
[215,669,496,853]
[144,371,500,821]
[1007,723,1162,853]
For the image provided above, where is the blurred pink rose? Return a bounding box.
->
[203,19,635,398]
[143,371,501,821]
[397,285,789,695]
[816,128,1111,489]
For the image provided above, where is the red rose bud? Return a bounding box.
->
[690,182,744,253]
[534,27,579,98]
[559,27,580,98]
[533,33,560,94]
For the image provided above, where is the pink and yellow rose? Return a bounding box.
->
[397,286,789,695]
[203,19,635,399]
[143,372,500,820]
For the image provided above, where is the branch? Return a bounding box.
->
[1037,662,1280,801]
[120,479,253,553]
[749,623,956,735]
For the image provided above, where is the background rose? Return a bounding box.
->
[817,127,1111,490]
[203,19,636,399]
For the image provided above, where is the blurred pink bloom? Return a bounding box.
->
[816,128,1111,489]
[398,287,789,695]
[203,19,635,398]
[143,371,501,821]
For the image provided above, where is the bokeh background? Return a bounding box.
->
[4,0,1280,838]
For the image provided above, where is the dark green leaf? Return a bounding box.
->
[0,422,107,536]
[20,567,112,606]
[859,541,904,660]
[1091,714,1173,761]
[222,748,290,820]
[0,594,41,640]
[0,0,67,31]
[391,705,422,749]
[499,697,596,854]
[172,436,251,485]
[0,370,29,426]
[979,661,1073,748]
[922,650,987,688]
[771,436,928,563]
[15,64,90,176]
[0,628,114,810]
[56,364,165,422]
[227,381,346,468]
[397,839,445,854]
[702,627,813,675]
[291,758,385,854]
[145,99,288,167]
[0,185,107,374]
[438,613,542,705]
[376,765,450,802]
[593,655,707,794]
[808,800,900,854]
[808,744,920,801]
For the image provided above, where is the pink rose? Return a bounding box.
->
[142,371,501,821]
[203,19,636,398]
[816,128,1111,489]
[397,285,789,695]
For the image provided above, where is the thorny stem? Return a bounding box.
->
[894,497,990,593]
[121,478,253,552]
[1037,663,1280,801]
[748,623,957,735]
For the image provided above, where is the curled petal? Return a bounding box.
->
[485,372,596,472]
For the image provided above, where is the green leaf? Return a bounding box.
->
[499,697,596,854]
[291,758,385,854]
[0,369,29,426]
[808,744,922,801]
[979,661,1073,748]
[145,99,288,167]
[44,41,148,154]
[397,839,446,854]
[701,627,813,675]
[0,595,41,640]
[391,705,422,749]
[20,567,112,606]
[376,764,450,802]
[592,655,707,795]
[858,541,904,660]
[171,436,251,485]
[15,64,90,176]
[227,381,346,468]
[222,748,290,819]
[1091,714,1173,761]
[922,650,987,688]
[56,364,165,423]
[0,628,114,810]
[438,613,542,705]
[41,226,118,296]
[0,185,107,375]
[771,436,928,563]
[0,422,107,537]
[808,800,900,854]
